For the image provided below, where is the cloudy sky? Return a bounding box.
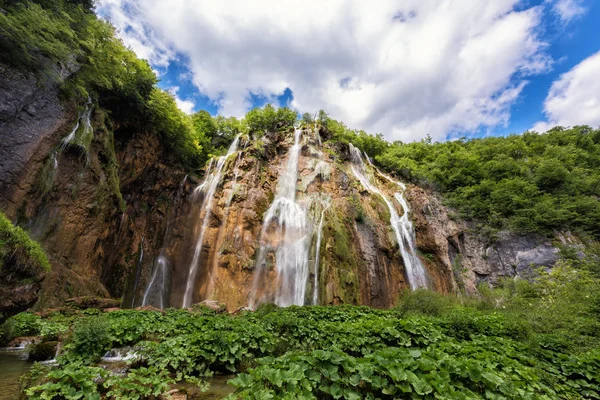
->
[97,0,600,142]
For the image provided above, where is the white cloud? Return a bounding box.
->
[169,86,196,114]
[547,0,586,23]
[533,51,600,132]
[98,0,552,142]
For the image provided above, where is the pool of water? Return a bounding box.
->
[181,375,236,399]
[0,349,234,400]
[0,351,33,400]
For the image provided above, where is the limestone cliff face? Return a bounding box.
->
[406,186,562,294]
[0,62,185,309]
[130,129,454,310]
[0,62,567,312]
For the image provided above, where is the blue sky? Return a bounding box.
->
[98,0,600,142]
[495,0,600,136]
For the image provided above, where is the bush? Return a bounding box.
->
[71,316,111,362]
[395,289,455,316]
[1,312,42,341]
[245,104,297,136]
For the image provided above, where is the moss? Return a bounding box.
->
[28,341,57,362]
[348,194,366,223]
[0,212,51,272]
[451,255,467,294]
[91,109,126,213]
[35,151,59,196]
[370,196,391,222]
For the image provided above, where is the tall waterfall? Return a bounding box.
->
[182,134,241,308]
[250,128,312,308]
[348,144,428,290]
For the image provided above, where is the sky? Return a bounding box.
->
[96,0,600,143]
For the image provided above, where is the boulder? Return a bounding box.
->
[65,296,121,310]
[193,300,227,313]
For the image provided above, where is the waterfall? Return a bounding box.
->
[250,128,311,308]
[314,120,322,147]
[182,134,241,308]
[207,142,248,296]
[61,96,93,151]
[142,174,188,309]
[348,144,428,290]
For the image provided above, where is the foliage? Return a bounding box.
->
[146,88,204,169]
[103,366,176,399]
[320,117,600,237]
[245,104,298,136]
[0,211,51,274]
[1,312,42,340]
[17,263,600,398]
[26,363,106,400]
[70,316,111,362]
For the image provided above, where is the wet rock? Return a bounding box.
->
[162,389,187,400]
[194,300,227,313]
[134,305,163,313]
[230,306,253,315]
[66,296,121,310]
[406,185,564,292]
[7,336,40,348]
[28,341,57,361]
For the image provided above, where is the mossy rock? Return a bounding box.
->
[28,341,57,361]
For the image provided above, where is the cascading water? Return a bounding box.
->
[61,96,93,151]
[206,142,248,297]
[348,144,428,290]
[250,128,311,308]
[182,134,241,308]
[142,175,188,309]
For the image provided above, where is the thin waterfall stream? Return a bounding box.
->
[182,134,241,308]
[142,174,188,308]
[207,141,248,298]
[348,144,429,290]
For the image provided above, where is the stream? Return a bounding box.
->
[0,348,234,399]
[0,350,32,400]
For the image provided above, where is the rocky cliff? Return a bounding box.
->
[0,62,565,313]
[0,61,185,310]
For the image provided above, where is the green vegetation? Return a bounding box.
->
[4,262,597,398]
[245,104,298,136]
[322,113,600,238]
[1,0,302,171]
[0,211,50,274]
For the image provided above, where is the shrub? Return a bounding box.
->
[71,317,111,362]
[1,312,42,341]
[395,289,456,316]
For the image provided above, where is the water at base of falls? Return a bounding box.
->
[348,144,429,290]
[182,134,242,308]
